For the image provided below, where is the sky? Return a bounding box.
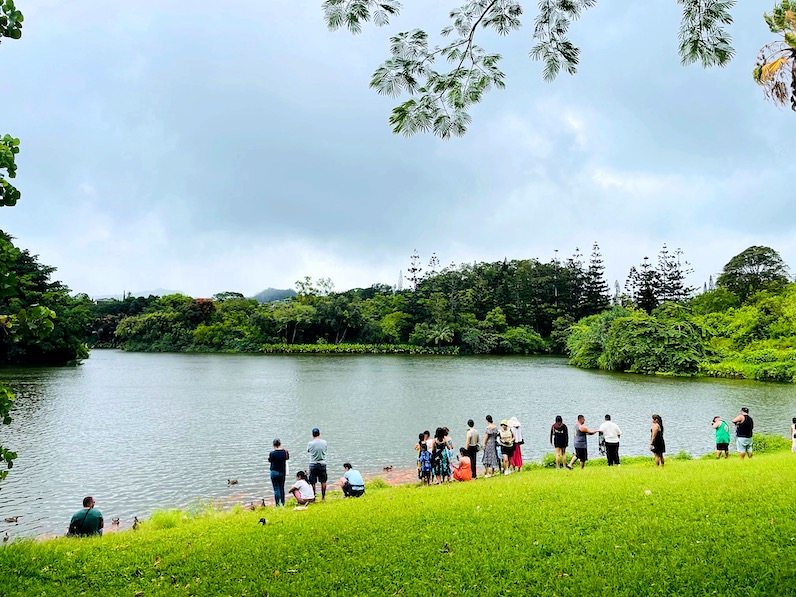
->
[1,1,794,298]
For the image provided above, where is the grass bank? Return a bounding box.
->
[2,451,795,596]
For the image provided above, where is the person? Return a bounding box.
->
[67,496,104,537]
[452,447,473,481]
[339,463,365,497]
[268,438,290,506]
[418,441,432,486]
[464,419,480,479]
[568,415,597,469]
[431,427,450,483]
[508,416,523,472]
[712,416,730,459]
[732,407,754,459]
[443,426,455,479]
[599,414,622,466]
[550,415,569,469]
[307,427,328,500]
[415,432,426,480]
[288,470,316,508]
[482,415,500,477]
[498,419,515,475]
[650,414,665,467]
[792,417,796,453]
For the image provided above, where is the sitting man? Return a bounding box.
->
[67,496,104,537]
[288,470,316,508]
[339,462,365,498]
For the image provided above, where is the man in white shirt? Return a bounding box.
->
[599,414,622,466]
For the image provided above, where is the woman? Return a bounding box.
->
[650,414,665,467]
[414,432,426,479]
[452,447,472,481]
[550,415,569,469]
[432,427,450,483]
[498,420,515,475]
[268,438,289,506]
[443,426,455,480]
[508,416,523,472]
[287,470,315,507]
[482,415,500,477]
[791,417,796,453]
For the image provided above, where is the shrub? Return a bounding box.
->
[752,433,791,453]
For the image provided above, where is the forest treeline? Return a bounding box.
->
[3,231,796,383]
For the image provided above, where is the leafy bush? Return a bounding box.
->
[752,433,791,453]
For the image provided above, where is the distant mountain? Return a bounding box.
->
[252,288,296,303]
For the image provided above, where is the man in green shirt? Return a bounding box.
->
[67,496,104,537]
[712,416,730,459]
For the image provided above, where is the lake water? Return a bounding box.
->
[1,349,795,538]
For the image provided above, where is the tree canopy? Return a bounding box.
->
[323,0,795,137]
[717,245,790,302]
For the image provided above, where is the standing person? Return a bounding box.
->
[568,415,597,470]
[288,470,316,509]
[792,417,796,453]
[712,416,730,459]
[66,497,104,537]
[338,463,365,498]
[415,432,426,480]
[732,407,754,460]
[508,416,523,472]
[465,420,480,479]
[650,414,665,467]
[418,441,432,486]
[452,447,473,481]
[268,438,290,506]
[498,420,515,475]
[432,427,450,484]
[599,414,622,466]
[482,415,500,478]
[550,416,569,469]
[307,427,328,500]
[443,427,455,480]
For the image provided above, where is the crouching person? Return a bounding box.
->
[339,462,365,498]
[288,470,316,509]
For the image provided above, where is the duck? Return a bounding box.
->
[132,516,140,531]
[3,516,19,524]
[383,465,393,472]
[227,479,239,486]
[258,518,267,525]
[2,532,8,543]
[111,517,120,526]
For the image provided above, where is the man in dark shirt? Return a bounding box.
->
[67,496,104,537]
[732,407,754,459]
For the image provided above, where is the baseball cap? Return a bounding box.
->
[312,427,320,434]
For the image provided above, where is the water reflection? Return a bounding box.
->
[0,349,795,538]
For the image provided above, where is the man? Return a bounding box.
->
[599,414,622,466]
[732,407,754,459]
[465,419,480,479]
[307,427,328,500]
[338,462,365,497]
[568,415,598,470]
[712,416,730,459]
[67,496,104,537]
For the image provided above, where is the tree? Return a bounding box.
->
[582,242,610,316]
[656,245,694,303]
[322,0,737,137]
[717,245,790,302]
[753,0,796,110]
[625,257,660,313]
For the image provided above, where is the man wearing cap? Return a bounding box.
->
[732,407,754,459]
[598,414,622,466]
[338,463,365,497]
[307,427,329,500]
[66,496,104,537]
[712,416,730,459]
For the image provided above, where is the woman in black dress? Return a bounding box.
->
[650,414,665,467]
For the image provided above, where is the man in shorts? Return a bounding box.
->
[732,407,754,459]
[568,415,597,470]
[307,427,328,500]
[712,416,730,459]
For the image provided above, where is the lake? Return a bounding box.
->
[1,349,795,538]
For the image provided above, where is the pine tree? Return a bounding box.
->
[626,257,660,312]
[656,245,693,303]
[406,250,423,291]
[581,242,610,316]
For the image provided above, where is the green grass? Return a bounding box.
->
[2,449,795,596]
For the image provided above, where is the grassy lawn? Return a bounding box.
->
[1,450,795,596]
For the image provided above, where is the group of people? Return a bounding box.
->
[267,427,365,509]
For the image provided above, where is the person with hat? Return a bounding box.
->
[338,463,365,497]
[66,496,104,537]
[307,427,328,500]
[507,416,523,472]
[732,407,754,459]
[497,419,515,475]
[712,416,730,459]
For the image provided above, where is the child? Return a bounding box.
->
[418,441,432,486]
[288,470,316,509]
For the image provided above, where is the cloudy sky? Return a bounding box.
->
[1,1,794,298]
